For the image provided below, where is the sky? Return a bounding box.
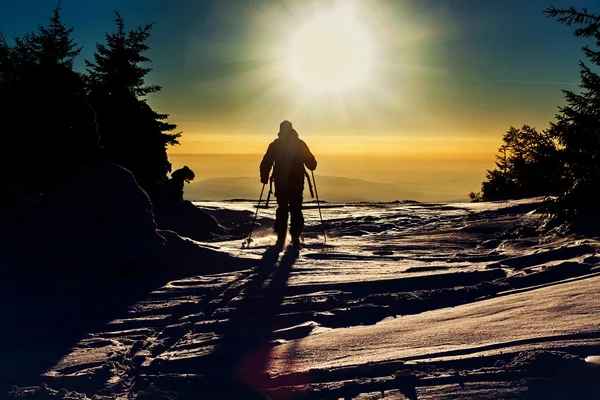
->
[1,0,598,200]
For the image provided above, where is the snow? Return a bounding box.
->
[0,164,165,279]
[5,197,600,399]
[267,274,600,374]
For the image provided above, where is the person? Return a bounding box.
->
[260,120,317,248]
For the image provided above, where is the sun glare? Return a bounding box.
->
[284,6,377,95]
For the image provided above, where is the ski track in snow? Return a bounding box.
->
[9,198,600,399]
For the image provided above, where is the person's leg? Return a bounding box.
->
[274,185,289,246]
[289,186,304,246]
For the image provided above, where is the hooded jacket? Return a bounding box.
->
[260,129,317,187]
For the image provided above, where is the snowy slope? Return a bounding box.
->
[8,198,600,399]
[268,274,600,372]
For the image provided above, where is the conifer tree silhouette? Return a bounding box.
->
[30,5,82,69]
[0,5,99,198]
[86,12,181,198]
[545,7,600,221]
[475,125,563,201]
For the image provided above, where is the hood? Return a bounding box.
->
[278,128,299,140]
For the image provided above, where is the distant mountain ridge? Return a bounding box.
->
[185,176,427,203]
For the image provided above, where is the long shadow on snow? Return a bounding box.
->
[181,246,304,399]
[0,265,221,396]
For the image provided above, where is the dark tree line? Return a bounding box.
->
[470,125,564,200]
[473,6,600,225]
[470,125,564,202]
[0,6,180,205]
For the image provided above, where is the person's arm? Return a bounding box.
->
[260,143,275,183]
[302,141,317,171]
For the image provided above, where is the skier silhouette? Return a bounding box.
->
[260,120,317,248]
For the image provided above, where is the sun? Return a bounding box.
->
[283,7,377,95]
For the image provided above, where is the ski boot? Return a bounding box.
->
[291,234,301,250]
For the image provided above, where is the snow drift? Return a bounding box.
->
[1,164,164,279]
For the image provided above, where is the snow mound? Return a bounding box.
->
[1,164,165,279]
[153,200,225,241]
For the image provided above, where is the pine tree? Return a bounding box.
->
[3,4,82,76]
[30,4,82,68]
[477,125,563,201]
[545,7,600,220]
[86,12,181,197]
[1,6,99,195]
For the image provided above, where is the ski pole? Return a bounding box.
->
[305,170,315,199]
[311,170,327,244]
[244,183,265,248]
[265,176,274,207]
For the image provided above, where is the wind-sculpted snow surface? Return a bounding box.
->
[8,198,600,399]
